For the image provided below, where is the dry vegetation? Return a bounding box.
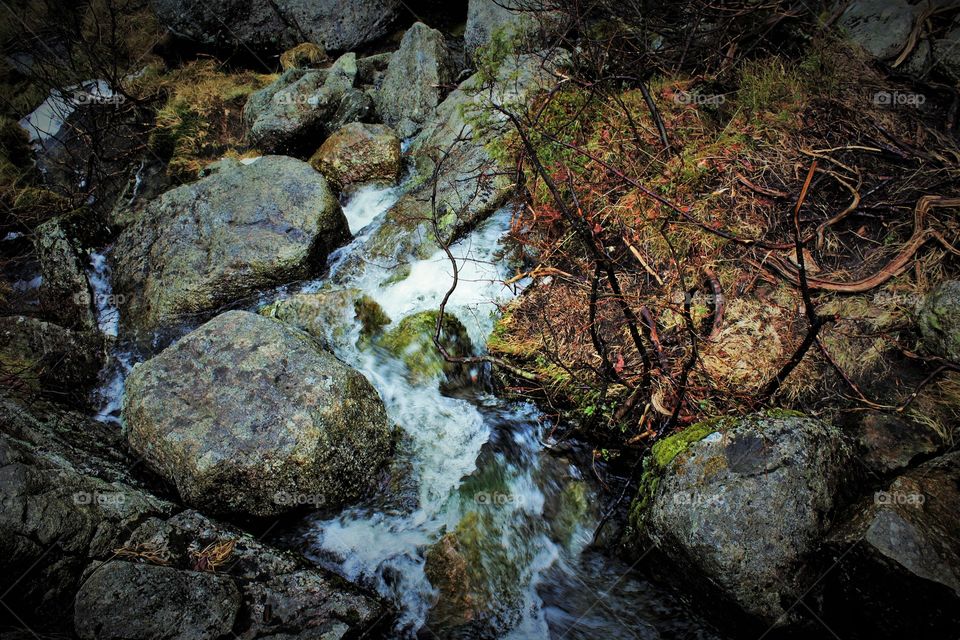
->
[488,32,960,449]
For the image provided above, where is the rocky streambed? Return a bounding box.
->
[2,2,960,640]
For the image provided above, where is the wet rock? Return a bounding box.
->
[375,22,456,139]
[465,0,565,60]
[309,122,401,191]
[0,391,390,637]
[0,393,175,630]
[244,53,367,153]
[424,511,521,635]
[839,0,920,61]
[74,562,241,640]
[917,280,960,361]
[814,452,960,639]
[0,315,102,399]
[359,51,568,266]
[123,510,389,639]
[629,412,851,624]
[279,42,328,70]
[260,288,389,347]
[112,156,348,337]
[123,310,393,517]
[34,216,97,332]
[851,410,943,477]
[379,310,473,384]
[152,0,402,53]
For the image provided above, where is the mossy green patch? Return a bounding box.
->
[378,310,473,383]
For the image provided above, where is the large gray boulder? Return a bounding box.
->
[35,216,97,332]
[152,0,402,53]
[376,22,457,139]
[112,156,348,337]
[0,392,391,638]
[123,310,393,517]
[814,452,960,639]
[630,412,851,624]
[244,53,372,153]
[918,280,960,361]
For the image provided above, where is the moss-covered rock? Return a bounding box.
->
[260,288,390,347]
[309,122,401,191]
[378,310,473,384]
[626,411,851,624]
[123,310,393,517]
[424,510,522,634]
[918,280,960,362]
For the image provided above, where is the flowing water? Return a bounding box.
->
[91,183,722,639]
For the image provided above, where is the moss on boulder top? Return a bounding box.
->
[379,310,473,384]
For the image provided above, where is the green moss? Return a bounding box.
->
[627,418,729,535]
[378,310,473,383]
[354,295,390,340]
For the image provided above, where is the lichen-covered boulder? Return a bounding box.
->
[152,0,402,53]
[309,122,402,191]
[379,310,473,384]
[112,156,348,337]
[123,310,393,517]
[918,280,960,361]
[244,53,369,153]
[814,452,960,639]
[375,22,456,139]
[629,412,851,624]
[35,216,96,332]
[75,562,241,640]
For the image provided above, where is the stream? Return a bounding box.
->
[89,182,722,639]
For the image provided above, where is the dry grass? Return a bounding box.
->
[189,538,237,572]
[143,60,274,180]
[493,37,960,437]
